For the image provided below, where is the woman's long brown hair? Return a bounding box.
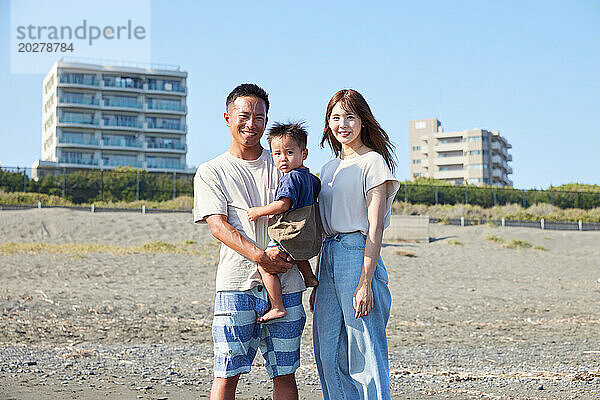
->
[321,89,397,173]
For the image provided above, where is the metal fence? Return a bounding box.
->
[429,217,600,231]
[2,166,599,210]
[1,203,597,232]
[0,166,193,203]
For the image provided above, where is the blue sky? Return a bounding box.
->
[1,0,599,188]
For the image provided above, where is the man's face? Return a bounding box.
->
[224,96,267,151]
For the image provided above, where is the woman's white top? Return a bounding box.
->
[318,151,400,236]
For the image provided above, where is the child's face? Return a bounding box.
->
[270,135,307,173]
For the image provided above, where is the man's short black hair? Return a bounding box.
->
[226,83,269,113]
[268,122,308,150]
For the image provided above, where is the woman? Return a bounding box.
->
[311,89,399,399]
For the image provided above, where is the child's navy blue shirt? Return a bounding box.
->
[274,167,321,211]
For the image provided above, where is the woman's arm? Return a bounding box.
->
[353,181,388,318]
[247,197,292,222]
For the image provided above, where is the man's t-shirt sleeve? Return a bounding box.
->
[193,166,228,223]
[274,172,299,210]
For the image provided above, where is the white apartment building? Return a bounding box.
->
[409,119,513,187]
[32,59,190,178]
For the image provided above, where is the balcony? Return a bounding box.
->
[435,142,464,152]
[507,166,513,174]
[59,75,99,87]
[146,141,186,151]
[102,159,143,168]
[434,170,465,180]
[59,95,99,107]
[103,99,142,110]
[58,136,99,146]
[146,121,186,132]
[59,157,99,166]
[491,155,502,165]
[145,102,186,113]
[102,119,143,130]
[434,156,463,166]
[59,115,99,126]
[102,80,143,91]
[147,83,186,95]
[507,154,513,161]
[102,137,143,148]
[147,161,186,170]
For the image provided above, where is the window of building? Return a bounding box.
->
[438,137,462,144]
[412,145,421,151]
[439,165,463,171]
[468,136,482,142]
[415,121,426,129]
[412,159,421,164]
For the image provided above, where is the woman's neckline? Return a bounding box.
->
[339,150,374,163]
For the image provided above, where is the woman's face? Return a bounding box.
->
[328,102,363,148]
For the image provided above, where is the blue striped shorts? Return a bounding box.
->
[212,286,305,378]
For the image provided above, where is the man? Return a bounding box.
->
[193,83,307,400]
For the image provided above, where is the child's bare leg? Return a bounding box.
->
[257,266,287,323]
[296,260,318,287]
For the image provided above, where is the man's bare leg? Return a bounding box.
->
[296,260,318,287]
[257,266,287,323]
[273,373,298,400]
[210,375,240,400]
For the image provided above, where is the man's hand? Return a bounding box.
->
[259,246,293,274]
[309,288,316,312]
[247,207,261,222]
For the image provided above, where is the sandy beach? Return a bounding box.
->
[1,208,599,399]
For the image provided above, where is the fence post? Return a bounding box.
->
[23,170,27,192]
[464,187,468,204]
[460,216,465,227]
[434,186,438,205]
[91,204,95,213]
[501,217,505,227]
[541,218,545,230]
[61,167,66,198]
[522,190,526,208]
[404,183,408,203]
[100,170,104,202]
[38,201,41,209]
[173,172,177,200]
[550,191,554,206]
[142,205,146,214]
[578,220,582,231]
[136,170,140,201]
[493,187,497,206]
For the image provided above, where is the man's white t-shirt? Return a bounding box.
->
[193,148,306,294]
[319,151,400,236]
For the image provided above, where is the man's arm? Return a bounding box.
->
[205,214,292,274]
[247,198,292,222]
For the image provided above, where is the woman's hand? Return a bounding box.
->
[353,281,374,318]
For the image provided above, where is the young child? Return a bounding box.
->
[247,122,321,323]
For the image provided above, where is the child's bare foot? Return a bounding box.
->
[304,275,319,287]
[258,307,287,323]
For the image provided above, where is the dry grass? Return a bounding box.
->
[394,249,417,257]
[0,239,220,258]
[448,240,463,246]
[485,235,547,251]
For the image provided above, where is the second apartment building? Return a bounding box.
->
[33,59,189,178]
[409,119,513,187]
